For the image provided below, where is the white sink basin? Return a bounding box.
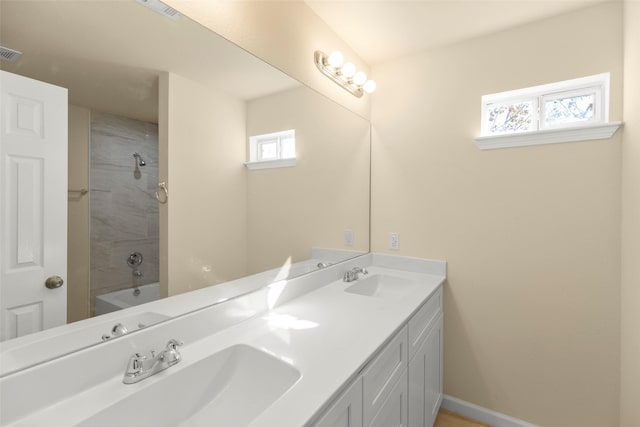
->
[345,274,420,298]
[76,344,300,427]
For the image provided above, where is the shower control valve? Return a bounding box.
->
[127,252,143,268]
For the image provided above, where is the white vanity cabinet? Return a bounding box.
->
[362,326,408,426]
[408,314,443,427]
[313,377,364,427]
[313,328,409,427]
[311,284,443,427]
[368,368,408,427]
[407,287,443,427]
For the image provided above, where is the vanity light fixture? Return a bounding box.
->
[314,50,376,98]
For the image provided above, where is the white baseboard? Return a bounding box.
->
[441,395,539,427]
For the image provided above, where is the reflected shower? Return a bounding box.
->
[133,152,146,167]
[133,152,146,180]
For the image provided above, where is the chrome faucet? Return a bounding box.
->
[343,267,368,282]
[123,339,183,384]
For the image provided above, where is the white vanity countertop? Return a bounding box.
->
[0,248,365,377]
[245,265,444,426]
[2,255,445,427]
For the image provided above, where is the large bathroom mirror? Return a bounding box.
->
[0,0,370,372]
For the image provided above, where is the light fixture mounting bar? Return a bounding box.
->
[314,51,364,98]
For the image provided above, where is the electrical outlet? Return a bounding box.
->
[344,229,354,246]
[389,232,399,250]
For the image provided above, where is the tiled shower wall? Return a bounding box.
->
[90,111,159,315]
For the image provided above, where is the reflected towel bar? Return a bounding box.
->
[68,188,88,195]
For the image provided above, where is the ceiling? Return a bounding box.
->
[0,0,297,123]
[0,0,612,122]
[304,0,611,65]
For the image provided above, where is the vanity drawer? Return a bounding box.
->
[362,325,408,426]
[408,287,442,359]
[369,367,407,427]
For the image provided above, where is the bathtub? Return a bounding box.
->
[95,282,160,315]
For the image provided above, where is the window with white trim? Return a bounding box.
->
[245,129,296,170]
[476,73,621,150]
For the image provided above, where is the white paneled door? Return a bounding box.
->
[0,70,68,341]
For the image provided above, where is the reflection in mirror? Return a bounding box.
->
[0,0,370,373]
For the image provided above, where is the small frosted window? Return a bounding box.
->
[480,73,609,138]
[543,92,596,127]
[281,137,295,159]
[247,129,296,169]
[259,139,278,160]
[485,101,535,135]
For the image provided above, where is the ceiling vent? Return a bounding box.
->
[0,46,23,63]
[135,0,181,21]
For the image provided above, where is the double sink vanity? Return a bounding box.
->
[0,253,445,427]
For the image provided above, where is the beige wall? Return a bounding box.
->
[159,1,632,424]
[160,72,248,297]
[67,104,90,323]
[621,0,640,425]
[246,86,370,274]
[370,3,622,426]
[164,0,371,120]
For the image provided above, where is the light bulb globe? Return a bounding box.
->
[363,80,377,93]
[353,71,367,86]
[327,51,344,68]
[341,62,356,78]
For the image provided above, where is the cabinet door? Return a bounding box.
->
[369,369,408,427]
[408,315,443,427]
[314,377,363,427]
[408,287,442,359]
[362,326,408,426]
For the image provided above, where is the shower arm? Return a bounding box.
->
[133,152,146,167]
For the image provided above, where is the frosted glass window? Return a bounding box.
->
[485,101,535,135]
[258,139,278,160]
[281,137,295,159]
[247,129,296,169]
[480,73,610,138]
[543,92,596,127]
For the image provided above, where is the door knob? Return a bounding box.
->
[45,275,64,289]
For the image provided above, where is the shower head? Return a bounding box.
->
[133,152,146,167]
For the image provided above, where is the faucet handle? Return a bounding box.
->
[126,352,147,375]
[166,339,183,350]
[343,267,369,282]
[162,339,183,365]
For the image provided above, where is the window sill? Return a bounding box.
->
[474,122,622,150]
[244,158,297,170]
